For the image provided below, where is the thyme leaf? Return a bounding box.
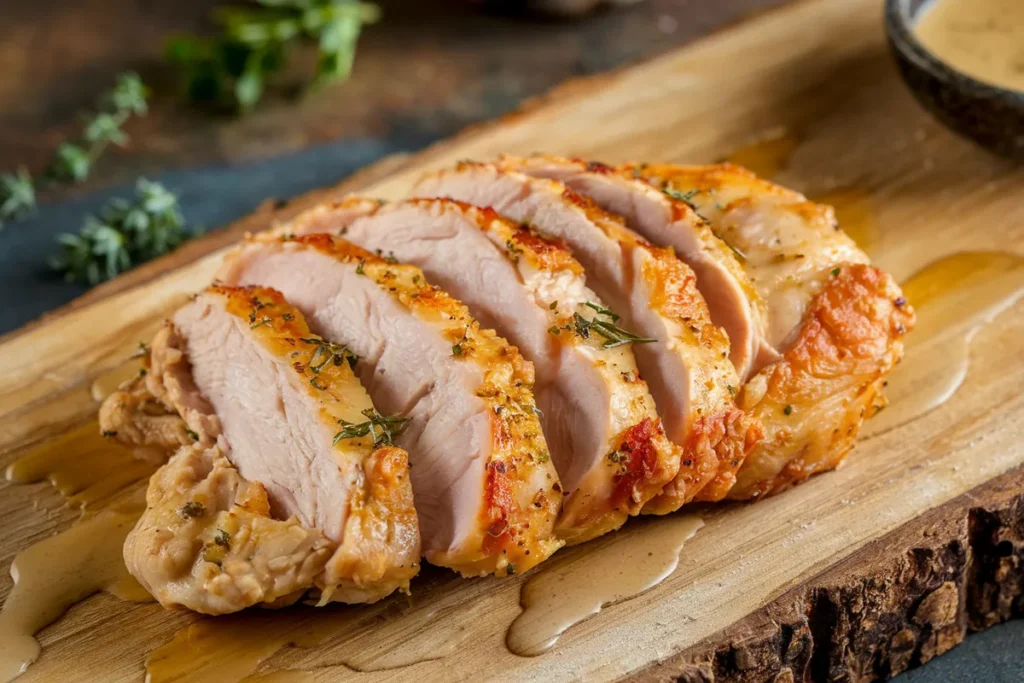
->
[166,1,381,113]
[50,179,192,285]
[572,303,656,349]
[180,501,206,519]
[333,408,411,448]
[2,72,148,231]
[301,337,358,373]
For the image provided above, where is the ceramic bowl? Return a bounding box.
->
[885,0,1024,158]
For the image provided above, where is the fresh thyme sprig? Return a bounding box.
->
[333,408,411,448]
[550,301,656,349]
[166,0,381,112]
[49,179,192,285]
[301,337,359,372]
[0,72,149,230]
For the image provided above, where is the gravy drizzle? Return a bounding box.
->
[146,602,472,683]
[722,128,798,178]
[863,251,1024,438]
[6,421,157,510]
[506,514,703,657]
[0,499,147,683]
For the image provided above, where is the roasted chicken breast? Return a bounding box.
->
[216,234,564,575]
[626,163,915,498]
[123,286,420,613]
[413,163,761,509]
[498,154,774,381]
[284,197,681,544]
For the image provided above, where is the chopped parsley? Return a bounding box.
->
[505,239,523,262]
[213,528,230,548]
[180,501,206,519]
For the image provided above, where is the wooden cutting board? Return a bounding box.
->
[2,0,1023,681]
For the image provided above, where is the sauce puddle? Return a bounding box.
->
[2,419,157,681]
[6,421,157,510]
[915,0,1024,94]
[721,128,798,178]
[146,602,471,682]
[506,514,703,657]
[863,251,1024,438]
[814,187,879,256]
[0,499,148,682]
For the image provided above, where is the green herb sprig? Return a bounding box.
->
[549,301,657,349]
[0,73,149,231]
[301,337,359,373]
[167,0,381,112]
[50,179,192,285]
[333,408,411,448]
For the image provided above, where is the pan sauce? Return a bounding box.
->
[915,0,1024,93]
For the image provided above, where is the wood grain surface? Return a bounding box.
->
[1,0,1023,681]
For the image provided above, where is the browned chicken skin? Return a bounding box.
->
[121,286,420,612]
[413,163,762,510]
[624,163,914,498]
[283,196,682,544]
[216,234,564,576]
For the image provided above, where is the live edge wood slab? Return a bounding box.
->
[1,0,1022,681]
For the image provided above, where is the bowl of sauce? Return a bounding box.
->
[885,0,1024,157]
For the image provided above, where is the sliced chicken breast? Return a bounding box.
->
[498,154,773,381]
[627,163,914,498]
[216,234,563,576]
[124,286,420,612]
[284,197,681,544]
[413,163,762,509]
[728,265,914,498]
[624,163,871,352]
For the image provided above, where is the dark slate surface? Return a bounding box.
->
[0,135,440,335]
[0,141,1020,681]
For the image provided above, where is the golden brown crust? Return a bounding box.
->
[245,233,563,576]
[729,264,915,499]
[419,199,681,542]
[637,247,761,511]
[445,161,755,509]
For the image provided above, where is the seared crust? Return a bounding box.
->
[501,154,771,379]
[241,233,564,576]
[420,162,761,508]
[634,241,762,511]
[417,199,683,543]
[122,286,421,611]
[626,162,908,497]
[728,264,915,499]
[557,182,759,507]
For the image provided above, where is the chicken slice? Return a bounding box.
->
[413,163,761,509]
[498,154,773,381]
[728,265,914,498]
[627,163,914,498]
[124,286,420,612]
[216,234,563,576]
[284,197,681,544]
[624,163,870,354]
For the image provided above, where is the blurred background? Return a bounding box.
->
[0,0,787,186]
